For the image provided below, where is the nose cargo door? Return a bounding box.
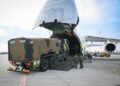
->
[34,0,79,30]
[8,38,27,61]
[33,0,82,55]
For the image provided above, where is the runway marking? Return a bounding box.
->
[104,65,120,76]
[19,76,27,86]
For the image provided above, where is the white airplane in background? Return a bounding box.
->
[84,36,120,53]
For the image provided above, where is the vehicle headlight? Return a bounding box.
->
[33,61,37,65]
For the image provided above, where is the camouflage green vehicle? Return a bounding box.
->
[8,38,69,71]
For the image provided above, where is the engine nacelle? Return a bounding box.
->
[105,43,116,53]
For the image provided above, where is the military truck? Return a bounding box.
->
[8,38,69,72]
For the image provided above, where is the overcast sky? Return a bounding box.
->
[0,0,120,52]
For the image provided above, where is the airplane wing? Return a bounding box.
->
[86,44,102,47]
[85,36,120,43]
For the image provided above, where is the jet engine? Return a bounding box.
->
[105,43,116,53]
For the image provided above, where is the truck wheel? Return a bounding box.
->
[49,57,56,69]
[40,58,49,72]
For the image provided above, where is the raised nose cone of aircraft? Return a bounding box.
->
[33,0,82,55]
[34,0,79,30]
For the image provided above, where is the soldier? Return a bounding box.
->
[79,54,84,68]
[73,54,78,69]
[73,54,83,69]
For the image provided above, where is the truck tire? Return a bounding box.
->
[40,58,49,72]
[49,56,56,69]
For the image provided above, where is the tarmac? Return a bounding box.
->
[0,54,120,86]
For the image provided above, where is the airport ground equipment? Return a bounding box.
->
[8,38,69,72]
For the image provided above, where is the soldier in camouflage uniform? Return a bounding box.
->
[73,54,83,69]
